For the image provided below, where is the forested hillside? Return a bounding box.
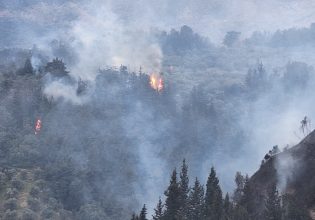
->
[132,130,315,220]
[1,1,315,219]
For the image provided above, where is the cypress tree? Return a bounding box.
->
[205,167,223,220]
[164,169,181,220]
[188,177,205,220]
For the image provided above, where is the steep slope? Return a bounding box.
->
[248,129,315,219]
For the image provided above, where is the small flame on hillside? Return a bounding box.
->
[35,119,42,135]
[150,74,163,92]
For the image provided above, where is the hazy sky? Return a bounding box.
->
[1,0,315,43]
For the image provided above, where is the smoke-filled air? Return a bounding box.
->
[1,0,315,219]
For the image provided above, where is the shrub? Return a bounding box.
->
[27,197,40,212]
[5,188,19,199]
[3,198,18,210]
[20,170,28,180]
[11,178,24,191]
[19,208,37,220]
[41,207,55,219]
[29,186,40,198]
[3,210,18,220]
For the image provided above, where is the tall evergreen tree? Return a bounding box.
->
[233,172,245,204]
[205,167,223,220]
[239,175,254,215]
[153,197,164,220]
[131,213,139,220]
[139,204,148,220]
[164,169,181,220]
[23,58,34,75]
[178,159,189,219]
[188,177,205,220]
[232,205,250,220]
[223,193,232,220]
[263,183,282,220]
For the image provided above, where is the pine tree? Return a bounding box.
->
[239,175,253,215]
[153,197,164,220]
[139,204,148,220]
[178,159,189,219]
[164,169,181,220]
[232,205,250,220]
[131,213,139,220]
[223,193,232,220]
[23,58,34,75]
[263,183,282,220]
[205,167,223,220]
[233,172,245,204]
[188,178,204,220]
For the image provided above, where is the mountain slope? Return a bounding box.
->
[248,129,315,219]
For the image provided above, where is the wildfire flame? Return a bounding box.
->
[150,74,163,92]
[35,119,42,135]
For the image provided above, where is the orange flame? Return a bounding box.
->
[35,119,42,135]
[150,74,163,92]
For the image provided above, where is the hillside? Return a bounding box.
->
[248,130,315,219]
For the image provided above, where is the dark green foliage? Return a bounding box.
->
[3,198,18,211]
[21,58,34,75]
[29,186,40,198]
[187,178,204,220]
[282,194,311,220]
[27,197,40,212]
[5,188,19,199]
[41,207,55,219]
[239,175,254,215]
[223,193,232,220]
[131,213,139,220]
[245,62,268,95]
[11,177,24,191]
[159,25,209,54]
[232,205,250,220]
[77,204,108,220]
[233,172,245,204]
[19,208,37,220]
[263,183,282,220]
[44,58,69,78]
[205,167,223,220]
[164,169,181,220]
[2,210,18,220]
[153,198,164,220]
[178,159,189,219]
[139,204,148,220]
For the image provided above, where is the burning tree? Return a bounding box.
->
[150,74,164,92]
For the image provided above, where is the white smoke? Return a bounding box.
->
[39,1,163,103]
[275,152,300,193]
